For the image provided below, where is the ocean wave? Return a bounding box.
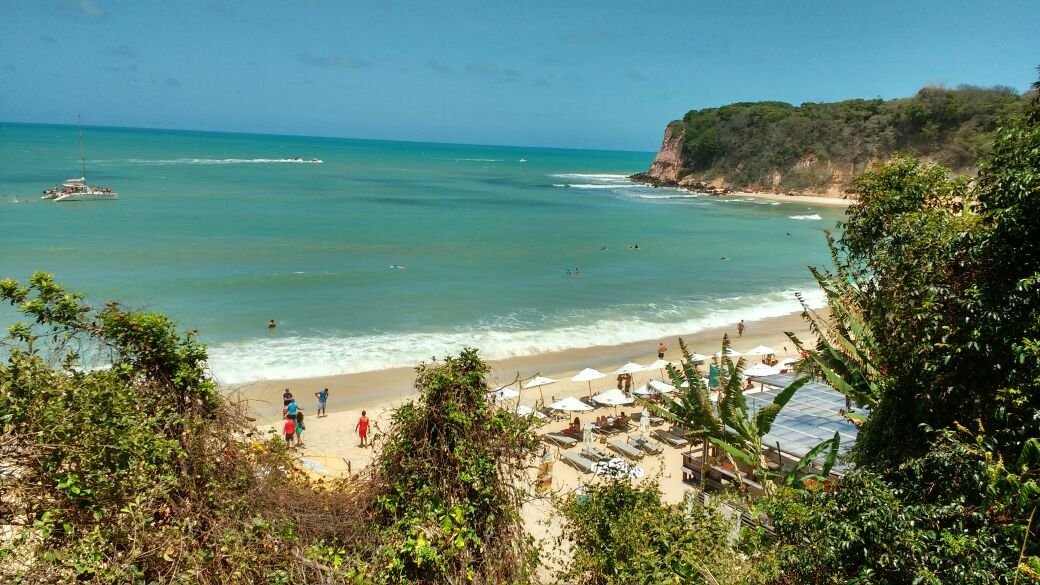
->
[120,158,324,165]
[789,214,822,221]
[550,173,632,182]
[566,183,642,190]
[454,158,504,162]
[207,287,825,384]
[628,192,701,200]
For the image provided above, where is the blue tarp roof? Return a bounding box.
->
[746,373,863,466]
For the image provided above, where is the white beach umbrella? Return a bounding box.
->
[646,358,671,377]
[592,388,635,406]
[633,384,653,397]
[548,396,593,412]
[688,353,709,363]
[614,362,648,375]
[524,375,557,401]
[514,404,547,419]
[743,363,781,377]
[745,345,778,356]
[778,356,798,367]
[571,367,606,396]
[715,348,742,358]
[524,375,557,389]
[487,386,520,401]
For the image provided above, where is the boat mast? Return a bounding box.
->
[78,114,86,180]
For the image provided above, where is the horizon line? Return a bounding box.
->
[0,119,658,156]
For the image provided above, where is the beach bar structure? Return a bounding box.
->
[682,373,862,491]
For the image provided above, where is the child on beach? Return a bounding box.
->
[356,410,370,448]
[283,415,296,447]
[294,411,306,447]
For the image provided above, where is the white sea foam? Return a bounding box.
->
[566,183,641,190]
[551,184,566,188]
[122,158,323,165]
[207,287,825,384]
[789,214,822,221]
[454,158,504,162]
[628,192,701,200]
[550,173,632,182]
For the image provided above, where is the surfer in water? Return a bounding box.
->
[390,264,407,270]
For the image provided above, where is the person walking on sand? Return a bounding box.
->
[315,387,329,417]
[737,320,745,338]
[283,415,296,447]
[356,410,370,448]
[658,341,667,359]
[282,388,294,407]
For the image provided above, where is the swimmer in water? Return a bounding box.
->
[390,264,407,270]
[268,319,277,329]
[574,268,582,275]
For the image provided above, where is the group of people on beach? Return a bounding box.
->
[279,386,373,449]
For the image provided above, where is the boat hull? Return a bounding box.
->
[53,191,119,202]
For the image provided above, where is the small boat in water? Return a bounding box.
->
[44,116,117,202]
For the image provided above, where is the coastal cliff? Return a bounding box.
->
[633,86,1027,198]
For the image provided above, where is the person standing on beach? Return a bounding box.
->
[282,388,294,406]
[737,320,745,338]
[294,411,306,447]
[315,387,329,417]
[283,415,296,447]
[356,410,370,448]
[658,341,667,359]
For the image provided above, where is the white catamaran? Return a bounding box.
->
[42,116,118,202]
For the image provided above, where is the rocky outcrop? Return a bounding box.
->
[643,123,685,184]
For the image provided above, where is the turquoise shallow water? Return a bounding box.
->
[0,122,843,382]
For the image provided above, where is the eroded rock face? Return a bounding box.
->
[645,124,685,184]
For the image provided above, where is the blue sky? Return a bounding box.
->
[1,0,1037,151]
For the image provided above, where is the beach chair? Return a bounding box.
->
[562,452,597,474]
[630,435,664,455]
[652,428,689,448]
[581,445,612,462]
[607,438,644,461]
[542,433,578,448]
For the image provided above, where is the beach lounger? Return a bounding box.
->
[562,452,597,474]
[607,438,644,460]
[542,433,578,448]
[630,436,664,455]
[653,429,689,448]
[581,446,612,462]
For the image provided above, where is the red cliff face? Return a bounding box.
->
[645,123,685,184]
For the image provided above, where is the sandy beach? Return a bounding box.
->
[230,311,811,490]
[731,190,854,207]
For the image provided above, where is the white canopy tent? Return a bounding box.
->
[743,363,781,377]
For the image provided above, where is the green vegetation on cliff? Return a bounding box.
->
[661,85,1026,192]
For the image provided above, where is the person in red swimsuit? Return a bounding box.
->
[356,410,370,447]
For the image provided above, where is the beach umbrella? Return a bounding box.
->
[745,345,777,356]
[571,367,606,396]
[514,404,547,419]
[688,353,709,363]
[592,388,634,406]
[548,396,593,412]
[487,386,520,401]
[614,362,647,375]
[524,375,557,401]
[646,358,670,377]
[715,348,742,358]
[743,363,781,377]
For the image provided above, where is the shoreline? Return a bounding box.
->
[227,310,811,425]
[730,190,853,207]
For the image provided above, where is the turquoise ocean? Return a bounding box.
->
[0,123,843,383]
